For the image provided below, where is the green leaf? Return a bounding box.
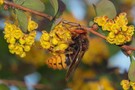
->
[16,10,28,32]
[88,4,96,19]
[95,0,117,19]
[128,52,135,82]
[13,0,26,5]
[49,0,59,16]
[22,0,45,12]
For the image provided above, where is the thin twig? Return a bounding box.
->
[4,0,53,21]
[0,79,51,90]
[86,27,106,39]
[121,45,135,51]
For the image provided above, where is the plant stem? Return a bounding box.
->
[4,0,53,21]
[121,45,135,51]
[86,27,106,39]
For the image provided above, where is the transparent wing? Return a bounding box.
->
[65,38,85,81]
[65,33,89,81]
[65,50,85,81]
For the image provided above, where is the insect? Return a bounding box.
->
[46,21,89,80]
[46,54,70,70]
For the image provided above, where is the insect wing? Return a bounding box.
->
[66,38,85,80]
[66,50,85,81]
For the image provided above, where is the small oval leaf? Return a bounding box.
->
[128,53,135,82]
[95,0,117,19]
[22,0,45,12]
[50,0,58,16]
[16,10,28,32]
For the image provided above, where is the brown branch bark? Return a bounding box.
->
[0,79,51,90]
[86,27,106,39]
[4,0,53,21]
[121,45,135,51]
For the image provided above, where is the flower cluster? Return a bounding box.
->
[0,0,4,5]
[28,19,38,31]
[4,20,37,57]
[40,22,72,54]
[94,12,134,45]
[121,80,135,90]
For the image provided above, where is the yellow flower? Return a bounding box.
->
[41,41,51,49]
[102,19,114,31]
[4,23,14,33]
[126,25,134,36]
[106,32,115,44]
[19,37,26,45]
[126,36,132,42]
[58,44,68,50]
[108,32,115,38]
[24,45,31,52]
[14,44,23,55]
[114,12,128,26]
[25,31,36,45]
[13,29,23,39]
[8,44,15,50]
[9,49,15,54]
[53,43,68,52]
[9,37,16,44]
[0,0,4,5]
[94,16,109,26]
[116,34,126,44]
[122,25,128,32]
[120,80,130,90]
[110,23,120,34]
[28,20,38,31]
[51,37,59,45]
[20,52,26,58]
[130,81,135,90]
[41,31,50,41]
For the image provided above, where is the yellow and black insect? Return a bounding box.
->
[46,54,70,70]
[46,20,89,80]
